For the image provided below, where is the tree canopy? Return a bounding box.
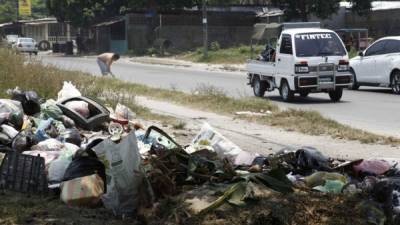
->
[0,0,48,23]
[271,0,373,22]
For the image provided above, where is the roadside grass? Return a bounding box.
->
[1,48,399,145]
[178,44,265,64]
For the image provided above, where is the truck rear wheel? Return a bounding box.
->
[253,75,266,97]
[329,88,343,102]
[279,80,294,102]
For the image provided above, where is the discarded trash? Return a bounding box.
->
[1,83,399,224]
[41,99,64,121]
[313,180,345,193]
[191,122,258,165]
[93,132,143,216]
[9,87,41,116]
[295,147,331,172]
[235,111,272,116]
[0,151,48,193]
[59,128,82,146]
[111,103,135,124]
[57,96,110,130]
[305,171,347,188]
[354,159,391,177]
[64,100,90,118]
[62,149,106,188]
[57,81,82,102]
[61,174,104,207]
[0,99,23,114]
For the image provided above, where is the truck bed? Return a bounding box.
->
[246,59,275,77]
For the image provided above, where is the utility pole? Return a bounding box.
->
[15,0,19,21]
[202,0,208,58]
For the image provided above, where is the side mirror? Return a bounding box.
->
[358,51,364,57]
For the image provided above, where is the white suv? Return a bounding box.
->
[13,37,38,55]
[350,36,400,94]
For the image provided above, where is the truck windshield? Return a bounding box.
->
[294,32,346,57]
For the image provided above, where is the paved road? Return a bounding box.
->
[39,55,400,137]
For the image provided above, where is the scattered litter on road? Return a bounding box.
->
[235,110,272,116]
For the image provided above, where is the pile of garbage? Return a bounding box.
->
[1,82,400,224]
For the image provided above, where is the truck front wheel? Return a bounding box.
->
[329,88,343,102]
[253,75,266,97]
[279,80,294,102]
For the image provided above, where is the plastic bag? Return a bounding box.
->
[48,157,71,184]
[62,149,106,190]
[31,138,64,152]
[313,180,345,194]
[295,147,331,172]
[59,128,82,146]
[0,124,19,145]
[11,130,37,152]
[35,118,55,141]
[10,87,41,116]
[41,99,64,120]
[111,103,135,122]
[64,101,90,118]
[0,99,23,114]
[305,171,347,187]
[93,132,144,216]
[57,81,82,103]
[353,160,391,177]
[191,122,257,166]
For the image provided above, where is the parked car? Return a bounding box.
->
[5,35,18,47]
[349,36,400,94]
[12,37,38,55]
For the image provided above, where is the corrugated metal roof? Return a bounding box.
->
[93,17,125,27]
[340,1,400,11]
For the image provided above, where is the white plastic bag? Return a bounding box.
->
[93,132,144,216]
[57,81,81,102]
[48,157,71,183]
[113,103,136,121]
[65,101,90,118]
[0,99,23,114]
[191,122,258,166]
[31,138,64,152]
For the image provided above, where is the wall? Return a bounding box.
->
[126,11,259,51]
[345,8,400,38]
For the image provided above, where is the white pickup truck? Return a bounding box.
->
[247,27,353,102]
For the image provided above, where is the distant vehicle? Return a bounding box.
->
[247,23,353,102]
[12,37,38,55]
[5,35,18,47]
[349,36,400,94]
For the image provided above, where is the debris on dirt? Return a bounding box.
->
[1,83,400,225]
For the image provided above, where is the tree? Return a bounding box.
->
[350,0,372,16]
[0,0,17,23]
[271,0,373,22]
[271,0,341,22]
[47,0,129,27]
[0,0,48,23]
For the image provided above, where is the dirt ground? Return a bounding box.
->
[0,190,374,225]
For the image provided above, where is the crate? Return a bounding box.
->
[0,152,48,194]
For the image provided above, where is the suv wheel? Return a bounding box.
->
[349,69,360,90]
[253,75,266,97]
[279,80,294,102]
[391,71,400,94]
[329,88,343,102]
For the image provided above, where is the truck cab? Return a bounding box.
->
[247,24,353,102]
